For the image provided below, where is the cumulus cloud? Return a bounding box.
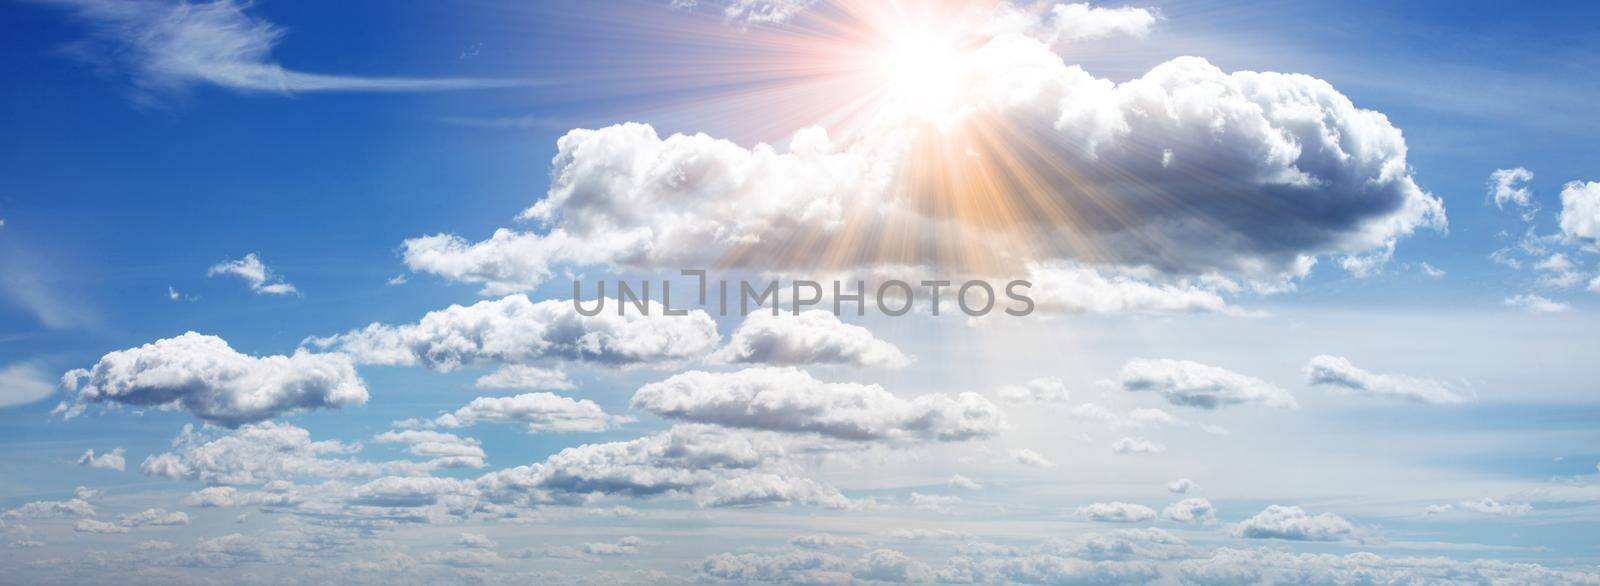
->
[3,497,95,520]
[1504,293,1571,313]
[181,485,302,508]
[59,332,368,427]
[76,447,126,471]
[1235,505,1355,542]
[73,519,128,534]
[1305,355,1470,404]
[140,422,434,485]
[1166,478,1196,494]
[306,294,719,370]
[207,253,298,296]
[1162,498,1216,524]
[435,393,631,434]
[1076,502,1157,523]
[986,2,1159,46]
[454,533,497,549]
[1488,167,1536,212]
[584,536,644,556]
[117,508,190,528]
[630,367,1003,441]
[1111,436,1166,455]
[0,362,56,408]
[1011,448,1056,468]
[1558,180,1600,245]
[1026,262,1252,315]
[1456,497,1532,517]
[373,429,488,469]
[473,365,573,391]
[948,474,983,490]
[994,377,1069,403]
[34,0,523,98]
[401,36,1444,299]
[1118,358,1297,409]
[475,424,850,509]
[711,310,911,368]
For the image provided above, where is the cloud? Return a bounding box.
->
[60,332,368,427]
[583,536,644,556]
[1504,293,1571,313]
[372,429,487,469]
[117,508,190,528]
[473,365,574,391]
[1076,502,1157,523]
[35,0,524,98]
[207,253,298,296]
[454,533,497,550]
[947,474,983,490]
[630,367,1003,441]
[3,498,95,520]
[1026,262,1250,316]
[0,362,56,408]
[1305,355,1471,404]
[140,422,432,485]
[1118,358,1297,409]
[73,519,128,534]
[1111,437,1166,455]
[181,485,302,508]
[711,311,911,368]
[1011,448,1055,468]
[986,2,1159,45]
[1162,498,1216,524]
[402,38,1444,298]
[306,294,719,371]
[1488,167,1536,211]
[76,447,126,471]
[475,424,850,509]
[1235,505,1355,542]
[993,377,1069,403]
[1559,180,1600,244]
[434,392,632,434]
[1457,497,1532,517]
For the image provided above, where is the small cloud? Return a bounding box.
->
[1504,293,1571,313]
[76,447,127,472]
[1011,448,1055,468]
[1111,437,1166,455]
[208,253,299,296]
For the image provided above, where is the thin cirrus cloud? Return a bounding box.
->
[34,0,529,98]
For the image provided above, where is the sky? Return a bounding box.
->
[2,0,1599,583]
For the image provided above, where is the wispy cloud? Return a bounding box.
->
[36,0,528,98]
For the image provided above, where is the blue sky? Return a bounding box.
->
[2,0,1600,583]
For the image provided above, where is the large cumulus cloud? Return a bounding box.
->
[60,332,368,427]
[402,32,1444,305]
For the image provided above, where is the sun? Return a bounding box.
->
[874,26,970,125]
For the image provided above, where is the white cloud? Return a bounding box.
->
[1504,293,1571,313]
[1111,436,1166,455]
[76,447,126,471]
[402,38,1444,297]
[1457,497,1532,517]
[435,392,631,434]
[3,498,95,520]
[711,311,911,368]
[986,2,1159,46]
[1166,479,1195,494]
[0,362,56,408]
[1076,501,1157,523]
[584,536,644,556]
[373,429,488,469]
[306,294,719,370]
[1305,355,1471,404]
[1420,262,1446,278]
[180,485,301,508]
[140,422,430,485]
[207,253,298,296]
[475,424,850,509]
[473,365,573,391]
[73,519,128,534]
[117,508,190,528]
[1118,358,1297,409]
[1162,498,1215,524]
[1558,180,1600,244]
[994,377,1069,403]
[947,474,983,490]
[1488,167,1536,211]
[1011,448,1055,468]
[1235,505,1355,542]
[1026,262,1250,316]
[454,533,497,549]
[630,367,1003,441]
[36,0,522,98]
[60,332,368,426]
